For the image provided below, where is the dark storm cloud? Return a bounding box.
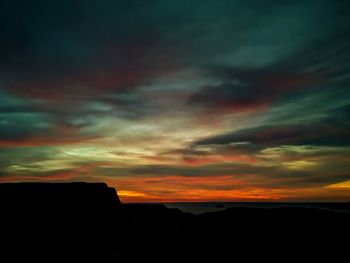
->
[2,0,346,99]
[189,35,350,113]
[188,0,350,113]
[300,174,350,186]
[0,111,95,147]
[0,113,52,140]
[195,122,350,147]
[0,0,181,101]
[0,0,275,128]
[0,0,264,101]
[194,105,350,147]
[189,66,321,112]
[260,171,350,188]
[1,0,348,115]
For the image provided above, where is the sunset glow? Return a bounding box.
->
[1,0,349,202]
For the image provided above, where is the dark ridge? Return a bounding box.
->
[0,182,120,260]
[0,183,349,261]
[0,182,120,210]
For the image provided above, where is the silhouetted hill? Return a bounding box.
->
[0,183,120,260]
[0,183,349,261]
[113,205,350,260]
[0,182,120,212]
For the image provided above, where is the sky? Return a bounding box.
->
[1,0,350,202]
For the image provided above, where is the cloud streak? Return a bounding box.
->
[1,0,350,201]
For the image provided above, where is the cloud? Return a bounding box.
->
[189,66,320,112]
[0,112,52,141]
[0,114,96,147]
[0,1,183,104]
[178,142,260,166]
[187,4,350,114]
[128,161,281,179]
[1,0,350,201]
[194,105,350,147]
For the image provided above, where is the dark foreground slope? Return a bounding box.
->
[0,183,120,260]
[1,183,349,261]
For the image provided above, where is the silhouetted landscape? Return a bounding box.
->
[1,1,349,261]
[1,182,349,261]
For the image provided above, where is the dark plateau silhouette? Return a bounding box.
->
[0,183,349,261]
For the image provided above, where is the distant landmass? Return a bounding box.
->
[0,183,348,260]
[165,201,350,214]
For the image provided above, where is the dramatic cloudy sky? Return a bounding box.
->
[1,0,350,201]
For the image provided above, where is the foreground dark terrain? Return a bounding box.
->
[1,183,349,261]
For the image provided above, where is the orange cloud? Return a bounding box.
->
[104,175,279,202]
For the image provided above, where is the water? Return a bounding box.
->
[164,202,350,214]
